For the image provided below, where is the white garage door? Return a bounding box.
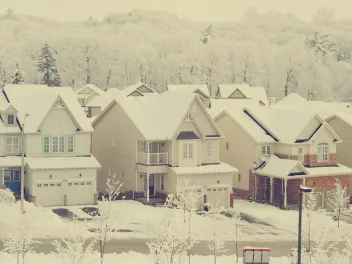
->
[36,182,64,206]
[66,181,94,205]
[206,186,230,208]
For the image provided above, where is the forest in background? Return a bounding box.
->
[1,8,352,100]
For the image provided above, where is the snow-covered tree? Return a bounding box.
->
[3,211,39,264]
[304,191,317,252]
[93,173,123,264]
[288,246,310,264]
[147,194,186,264]
[0,188,15,203]
[52,222,95,264]
[227,206,242,263]
[342,236,352,264]
[12,62,25,84]
[206,202,228,264]
[328,179,350,227]
[0,67,9,88]
[37,42,61,86]
[176,176,202,264]
[305,31,338,61]
[310,226,337,264]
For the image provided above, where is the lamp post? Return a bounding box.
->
[20,113,29,214]
[298,186,312,264]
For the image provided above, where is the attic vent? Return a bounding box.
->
[184,112,193,122]
[76,128,81,132]
[37,129,41,133]
[54,99,65,108]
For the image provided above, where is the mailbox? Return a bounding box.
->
[243,247,270,264]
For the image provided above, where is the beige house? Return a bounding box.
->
[166,85,211,108]
[91,91,238,209]
[74,84,105,107]
[214,105,352,209]
[214,84,269,106]
[0,84,101,206]
[121,82,159,97]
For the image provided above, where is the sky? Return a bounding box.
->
[0,0,352,22]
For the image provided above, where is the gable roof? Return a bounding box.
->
[92,91,218,140]
[86,88,122,110]
[307,121,342,143]
[167,85,210,98]
[121,82,157,96]
[74,84,104,95]
[256,155,308,178]
[3,84,94,133]
[328,112,352,128]
[216,84,251,98]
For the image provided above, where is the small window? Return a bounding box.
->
[206,142,213,158]
[197,190,202,193]
[68,183,72,186]
[57,184,61,186]
[87,182,91,185]
[81,182,85,185]
[112,137,116,147]
[74,183,79,186]
[207,189,211,191]
[43,136,50,153]
[121,170,124,179]
[238,174,241,182]
[44,184,48,187]
[224,188,228,191]
[7,114,15,125]
[213,188,216,191]
[108,167,113,176]
[226,142,230,150]
[160,174,165,191]
[261,146,271,156]
[67,135,74,153]
[37,184,42,187]
[297,147,304,163]
[317,143,329,162]
[50,184,55,187]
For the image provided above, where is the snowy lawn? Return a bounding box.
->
[0,252,289,264]
[235,199,352,240]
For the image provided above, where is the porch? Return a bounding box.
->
[136,140,169,166]
[136,172,169,202]
[0,156,23,194]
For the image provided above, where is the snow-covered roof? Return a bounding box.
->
[74,84,104,95]
[274,93,307,107]
[0,91,21,134]
[3,84,94,133]
[171,162,238,175]
[330,112,352,127]
[93,91,215,140]
[304,164,352,176]
[167,85,210,98]
[25,155,101,170]
[0,156,22,167]
[244,105,319,143]
[217,84,252,98]
[251,87,269,106]
[121,82,157,96]
[86,88,121,110]
[255,155,308,178]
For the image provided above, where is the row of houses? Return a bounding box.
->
[1,82,351,210]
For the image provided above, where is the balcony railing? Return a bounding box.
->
[137,152,169,165]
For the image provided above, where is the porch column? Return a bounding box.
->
[147,142,150,165]
[147,173,150,202]
[254,174,257,200]
[284,179,288,208]
[270,177,273,203]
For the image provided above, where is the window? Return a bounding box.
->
[52,136,58,152]
[81,182,85,185]
[6,136,20,153]
[44,184,48,187]
[298,147,304,163]
[37,184,42,187]
[67,135,74,153]
[160,175,165,191]
[7,114,15,125]
[140,142,151,152]
[238,174,241,182]
[183,143,194,159]
[57,184,61,187]
[50,184,55,187]
[43,136,50,153]
[74,183,79,186]
[4,171,11,182]
[226,142,230,150]
[206,142,213,158]
[120,170,124,179]
[108,167,113,176]
[261,146,271,156]
[13,170,20,182]
[68,183,72,186]
[112,137,116,147]
[87,182,91,185]
[59,136,65,152]
[317,143,329,162]
[54,99,65,108]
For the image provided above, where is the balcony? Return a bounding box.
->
[137,152,169,165]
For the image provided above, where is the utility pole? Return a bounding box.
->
[20,113,29,214]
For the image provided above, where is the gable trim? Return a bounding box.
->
[228,88,247,99]
[127,90,144,97]
[137,85,154,93]
[308,122,342,143]
[294,114,324,143]
[91,99,116,126]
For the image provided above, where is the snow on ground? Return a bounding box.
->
[0,252,289,264]
[235,199,352,240]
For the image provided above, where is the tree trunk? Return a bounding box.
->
[106,69,112,90]
[17,253,19,264]
[100,240,104,264]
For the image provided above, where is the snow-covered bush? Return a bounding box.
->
[0,188,15,203]
[328,179,350,227]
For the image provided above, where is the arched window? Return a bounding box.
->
[317,143,329,162]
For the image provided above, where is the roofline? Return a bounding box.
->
[91,99,116,126]
[75,84,104,95]
[127,90,144,97]
[293,113,324,143]
[307,122,342,144]
[254,171,352,179]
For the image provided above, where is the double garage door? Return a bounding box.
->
[35,180,94,206]
[206,186,230,209]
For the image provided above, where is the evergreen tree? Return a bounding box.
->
[0,67,9,88]
[37,43,61,86]
[12,62,25,84]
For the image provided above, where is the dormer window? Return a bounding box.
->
[54,99,65,108]
[7,114,15,125]
[317,143,329,162]
[261,145,271,156]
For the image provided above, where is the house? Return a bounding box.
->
[121,82,159,97]
[74,84,105,107]
[91,91,238,209]
[166,85,211,108]
[214,84,269,106]
[214,104,352,210]
[85,88,121,119]
[0,84,101,206]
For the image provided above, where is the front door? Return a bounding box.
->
[4,169,21,192]
[149,174,155,196]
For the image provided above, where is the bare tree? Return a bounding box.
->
[78,42,99,85]
[328,179,350,227]
[227,206,242,263]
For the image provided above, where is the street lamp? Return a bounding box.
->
[20,113,29,214]
[298,186,312,264]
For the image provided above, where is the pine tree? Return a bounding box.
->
[12,63,25,84]
[0,67,9,88]
[37,43,61,87]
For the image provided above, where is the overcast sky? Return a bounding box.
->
[0,0,351,22]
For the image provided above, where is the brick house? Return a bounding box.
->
[214,104,352,210]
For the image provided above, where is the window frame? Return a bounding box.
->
[261,145,271,156]
[67,135,74,153]
[6,136,20,153]
[297,147,304,163]
[182,143,194,159]
[317,143,329,162]
[7,114,15,125]
[52,136,59,153]
[206,141,213,158]
[160,174,165,191]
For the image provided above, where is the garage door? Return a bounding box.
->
[304,191,323,211]
[206,186,230,208]
[66,181,94,205]
[178,187,204,211]
[36,182,64,206]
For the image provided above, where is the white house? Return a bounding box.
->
[0,84,101,206]
[74,84,105,107]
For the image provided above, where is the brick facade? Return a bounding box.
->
[286,179,303,204]
[275,152,338,167]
